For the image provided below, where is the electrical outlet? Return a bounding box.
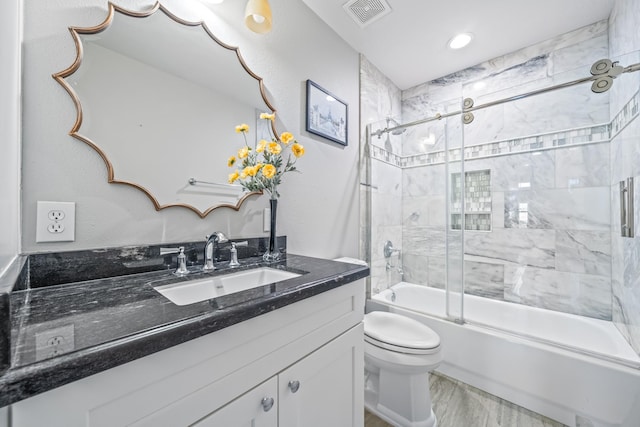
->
[47,223,65,233]
[35,324,75,361]
[36,201,76,243]
[48,210,65,221]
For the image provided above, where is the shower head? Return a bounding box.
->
[386,117,407,135]
[372,117,407,140]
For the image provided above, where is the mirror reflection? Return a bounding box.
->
[54,3,276,217]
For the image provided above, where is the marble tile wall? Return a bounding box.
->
[608,0,640,355]
[398,138,615,320]
[360,55,403,294]
[400,20,609,157]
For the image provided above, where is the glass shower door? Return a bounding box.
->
[454,58,640,364]
[445,103,465,324]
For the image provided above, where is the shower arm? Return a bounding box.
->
[371,60,640,137]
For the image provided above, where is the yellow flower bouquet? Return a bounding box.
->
[227,112,305,200]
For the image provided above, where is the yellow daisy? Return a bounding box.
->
[291,143,305,158]
[262,164,276,179]
[235,123,249,133]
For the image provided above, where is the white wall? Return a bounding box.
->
[0,0,21,275]
[20,0,360,259]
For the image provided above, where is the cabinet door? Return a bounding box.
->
[279,324,364,427]
[192,377,278,427]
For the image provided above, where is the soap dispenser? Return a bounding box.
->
[229,242,240,267]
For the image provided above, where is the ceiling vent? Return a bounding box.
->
[343,0,392,28]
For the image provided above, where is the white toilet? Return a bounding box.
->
[364,311,442,427]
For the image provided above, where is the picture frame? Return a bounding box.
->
[305,80,348,146]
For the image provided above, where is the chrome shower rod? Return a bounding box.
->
[372,60,640,137]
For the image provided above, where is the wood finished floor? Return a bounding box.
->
[365,372,567,427]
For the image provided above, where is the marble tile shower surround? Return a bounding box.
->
[364,88,640,322]
[366,89,639,319]
[360,54,403,294]
[369,88,639,168]
[362,0,640,353]
[397,139,615,320]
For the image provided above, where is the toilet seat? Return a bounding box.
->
[364,311,440,355]
[365,335,440,355]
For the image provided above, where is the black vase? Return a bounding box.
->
[263,198,280,261]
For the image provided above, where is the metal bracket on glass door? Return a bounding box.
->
[620,177,634,237]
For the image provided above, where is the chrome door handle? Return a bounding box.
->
[620,177,635,237]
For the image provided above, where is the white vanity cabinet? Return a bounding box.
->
[10,279,365,427]
[195,324,361,427]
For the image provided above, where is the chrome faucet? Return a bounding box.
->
[203,232,229,271]
[384,240,403,277]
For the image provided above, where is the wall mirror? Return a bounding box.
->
[53,2,277,217]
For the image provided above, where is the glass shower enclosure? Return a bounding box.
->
[362,50,640,367]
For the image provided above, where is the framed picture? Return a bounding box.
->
[305,80,348,146]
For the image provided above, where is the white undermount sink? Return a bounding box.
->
[153,267,301,306]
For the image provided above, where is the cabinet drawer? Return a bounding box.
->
[193,377,278,427]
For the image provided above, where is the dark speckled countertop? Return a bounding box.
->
[0,249,368,407]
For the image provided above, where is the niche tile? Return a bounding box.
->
[451,169,492,231]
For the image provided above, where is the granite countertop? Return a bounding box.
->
[0,253,369,407]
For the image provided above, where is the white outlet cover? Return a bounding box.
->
[36,201,76,243]
[35,324,75,361]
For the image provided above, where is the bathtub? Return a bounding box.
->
[370,283,640,427]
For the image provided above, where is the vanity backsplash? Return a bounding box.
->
[22,236,286,290]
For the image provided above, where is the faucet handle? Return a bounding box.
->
[229,242,240,267]
[174,247,189,276]
[383,240,401,258]
[161,247,189,276]
[160,247,182,255]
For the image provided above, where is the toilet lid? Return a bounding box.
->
[364,311,440,351]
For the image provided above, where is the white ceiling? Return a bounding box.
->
[301,0,616,90]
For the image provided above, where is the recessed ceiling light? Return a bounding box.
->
[473,81,486,90]
[448,33,473,50]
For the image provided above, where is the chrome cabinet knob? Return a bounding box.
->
[288,380,300,393]
[261,397,274,412]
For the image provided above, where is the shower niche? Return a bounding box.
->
[450,169,492,231]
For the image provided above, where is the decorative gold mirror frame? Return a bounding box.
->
[52,1,276,218]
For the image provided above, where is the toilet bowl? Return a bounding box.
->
[364,311,442,427]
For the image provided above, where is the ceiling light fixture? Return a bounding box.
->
[245,0,272,34]
[448,33,473,50]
